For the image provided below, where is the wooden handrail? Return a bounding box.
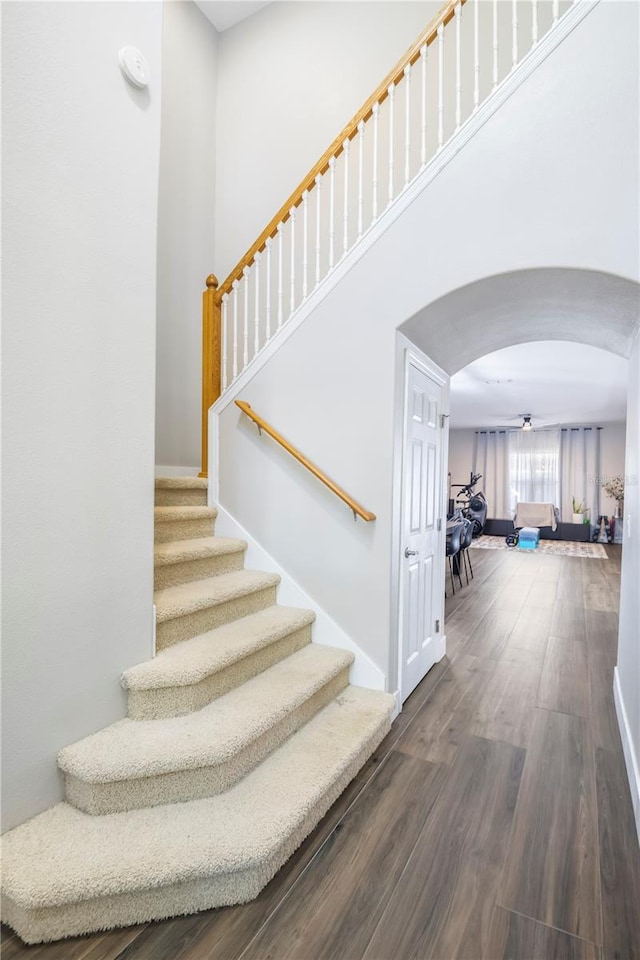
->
[217,0,466,301]
[235,401,376,521]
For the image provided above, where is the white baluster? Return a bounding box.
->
[404,63,411,188]
[437,24,444,150]
[232,282,238,381]
[253,252,260,356]
[532,0,538,44]
[315,174,322,287]
[512,0,518,69]
[420,43,428,168]
[242,269,249,369]
[342,138,350,255]
[387,82,395,205]
[265,238,272,341]
[473,0,480,112]
[329,157,336,269]
[493,0,499,90]
[357,121,364,239]
[455,3,462,131]
[277,224,284,331]
[552,0,559,24]
[302,190,309,300]
[289,206,296,314]
[221,293,229,391]
[372,102,380,220]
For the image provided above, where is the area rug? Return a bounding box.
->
[469,536,608,559]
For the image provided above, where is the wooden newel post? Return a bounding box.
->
[199,274,221,478]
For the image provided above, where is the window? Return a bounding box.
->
[508,430,561,514]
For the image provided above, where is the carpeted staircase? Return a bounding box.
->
[1,478,394,944]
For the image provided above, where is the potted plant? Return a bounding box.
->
[572,497,587,524]
[602,476,625,519]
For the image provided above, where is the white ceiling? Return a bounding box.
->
[449,341,628,429]
[195,1,272,33]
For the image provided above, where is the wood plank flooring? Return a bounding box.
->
[3,545,639,960]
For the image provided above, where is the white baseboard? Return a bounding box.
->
[390,689,401,721]
[155,465,199,478]
[213,504,386,691]
[614,666,640,843]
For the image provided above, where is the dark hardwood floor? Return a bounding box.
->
[3,545,639,960]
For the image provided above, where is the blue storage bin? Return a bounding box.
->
[518,526,540,550]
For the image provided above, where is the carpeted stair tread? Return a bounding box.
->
[154,570,280,624]
[58,645,353,783]
[154,478,209,508]
[1,687,394,927]
[154,537,246,567]
[155,478,208,490]
[123,606,315,691]
[154,506,216,523]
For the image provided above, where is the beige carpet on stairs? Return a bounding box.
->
[0,476,393,943]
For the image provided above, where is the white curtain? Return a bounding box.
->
[559,427,601,524]
[472,431,510,518]
[472,427,602,522]
[508,429,561,516]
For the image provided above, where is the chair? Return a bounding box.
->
[446,522,465,596]
[459,518,475,584]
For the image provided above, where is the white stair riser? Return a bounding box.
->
[65,669,350,815]
[154,519,215,543]
[128,625,313,720]
[154,551,245,591]
[156,587,278,650]
[4,710,391,944]
[154,489,208,507]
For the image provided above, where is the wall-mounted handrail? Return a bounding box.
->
[216,0,465,302]
[235,400,376,522]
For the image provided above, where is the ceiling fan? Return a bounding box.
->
[495,414,562,430]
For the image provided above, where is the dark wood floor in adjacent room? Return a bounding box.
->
[3,545,639,960]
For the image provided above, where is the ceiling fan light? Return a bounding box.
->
[522,415,533,431]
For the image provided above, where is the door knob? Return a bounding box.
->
[404,547,419,558]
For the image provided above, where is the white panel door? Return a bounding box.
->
[401,361,442,702]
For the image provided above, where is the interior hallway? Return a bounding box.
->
[2,545,639,960]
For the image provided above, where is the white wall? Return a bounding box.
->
[600,421,628,516]
[156,2,218,470]
[447,429,477,496]
[1,1,162,831]
[214,0,439,281]
[616,329,640,838]
[214,0,638,688]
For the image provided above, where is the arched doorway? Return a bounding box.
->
[394,267,639,829]
[400,267,639,373]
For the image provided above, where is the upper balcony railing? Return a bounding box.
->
[200,0,574,475]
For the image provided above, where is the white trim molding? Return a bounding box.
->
[614,665,640,843]
[213,503,387,691]
[390,689,401,721]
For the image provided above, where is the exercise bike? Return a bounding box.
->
[449,472,488,538]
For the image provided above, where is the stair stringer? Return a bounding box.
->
[213,502,389,696]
